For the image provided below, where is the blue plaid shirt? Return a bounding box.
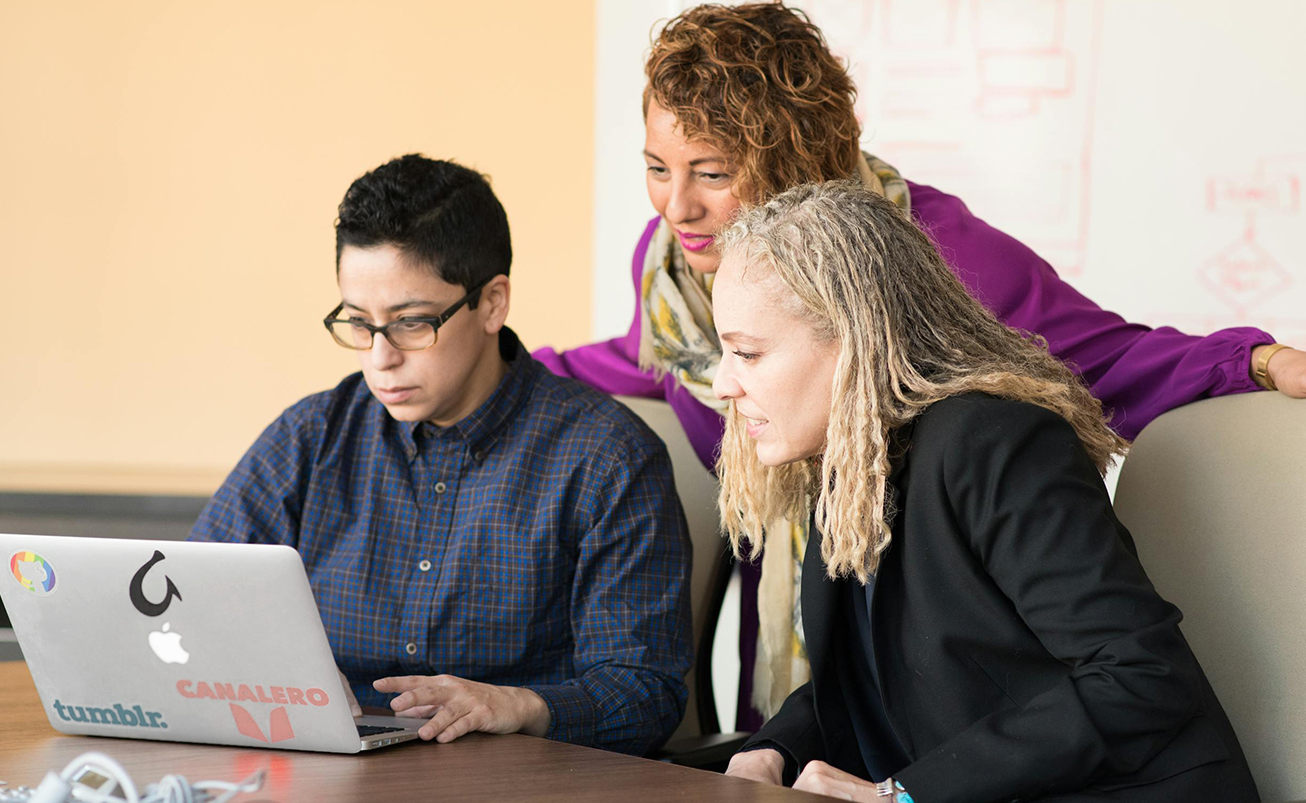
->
[190,330,693,755]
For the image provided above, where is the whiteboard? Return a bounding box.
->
[593,0,1306,347]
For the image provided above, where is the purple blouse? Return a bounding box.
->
[534,180,1275,464]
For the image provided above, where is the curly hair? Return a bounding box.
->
[644,2,861,205]
[715,181,1129,582]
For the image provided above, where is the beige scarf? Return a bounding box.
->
[638,153,912,718]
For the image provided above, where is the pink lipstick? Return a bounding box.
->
[677,231,715,252]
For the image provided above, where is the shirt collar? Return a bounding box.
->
[403,327,533,458]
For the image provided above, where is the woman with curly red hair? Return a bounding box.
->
[534,0,1304,732]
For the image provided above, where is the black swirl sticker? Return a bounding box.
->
[129,550,183,617]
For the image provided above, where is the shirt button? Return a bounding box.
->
[474,450,486,462]
[405,642,418,655]
[434,482,447,494]
[418,559,432,572]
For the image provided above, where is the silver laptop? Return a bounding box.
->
[0,533,422,753]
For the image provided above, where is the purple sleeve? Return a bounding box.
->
[533,217,727,470]
[909,181,1276,440]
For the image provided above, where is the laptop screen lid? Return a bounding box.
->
[1,533,387,753]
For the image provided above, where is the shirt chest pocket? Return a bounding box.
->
[308,563,401,663]
[441,531,573,660]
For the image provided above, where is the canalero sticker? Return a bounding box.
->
[9,550,57,596]
[176,680,329,744]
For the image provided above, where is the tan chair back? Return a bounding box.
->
[615,396,726,741]
[1113,392,1306,801]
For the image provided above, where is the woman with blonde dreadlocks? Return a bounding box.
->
[711,180,1258,802]
[533,1,1306,729]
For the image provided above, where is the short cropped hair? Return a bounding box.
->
[335,154,511,302]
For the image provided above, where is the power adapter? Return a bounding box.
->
[0,752,263,803]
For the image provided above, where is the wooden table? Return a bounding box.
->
[0,662,821,802]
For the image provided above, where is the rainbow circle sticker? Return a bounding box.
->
[9,550,57,596]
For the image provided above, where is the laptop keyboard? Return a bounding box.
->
[358,724,408,737]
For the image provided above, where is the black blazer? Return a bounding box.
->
[745,394,1258,803]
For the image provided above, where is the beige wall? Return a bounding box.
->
[0,1,595,494]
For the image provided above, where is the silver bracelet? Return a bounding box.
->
[875,778,915,802]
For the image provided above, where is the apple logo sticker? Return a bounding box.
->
[148,622,190,665]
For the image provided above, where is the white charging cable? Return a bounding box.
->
[16,752,264,803]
